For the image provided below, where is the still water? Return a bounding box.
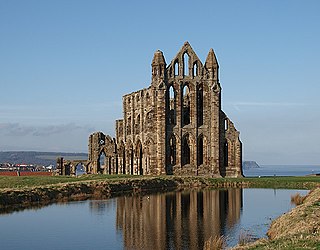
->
[244,164,320,177]
[0,188,308,250]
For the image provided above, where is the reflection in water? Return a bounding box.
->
[115,189,242,250]
[89,199,116,216]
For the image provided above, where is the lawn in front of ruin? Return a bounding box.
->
[0,175,320,190]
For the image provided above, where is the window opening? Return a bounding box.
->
[182,85,190,126]
[184,53,189,76]
[197,85,203,126]
[182,134,190,166]
[168,86,176,125]
[193,62,198,77]
[197,136,203,166]
[174,61,179,76]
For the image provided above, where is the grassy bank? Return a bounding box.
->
[0,175,319,211]
[232,187,320,249]
[1,175,320,190]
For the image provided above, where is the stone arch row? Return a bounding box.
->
[166,81,207,127]
[167,47,204,78]
[126,108,155,135]
[125,88,154,109]
[96,137,156,175]
[167,132,209,168]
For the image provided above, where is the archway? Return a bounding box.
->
[197,135,204,166]
[182,85,190,126]
[167,85,176,125]
[98,151,106,174]
[197,85,203,126]
[182,134,190,166]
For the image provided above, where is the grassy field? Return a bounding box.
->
[0,175,319,190]
[0,174,141,189]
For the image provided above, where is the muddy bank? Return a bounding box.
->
[0,176,247,212]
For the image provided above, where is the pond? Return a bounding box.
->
[0,188,308,250]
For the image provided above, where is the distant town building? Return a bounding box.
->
[85,42,243,177]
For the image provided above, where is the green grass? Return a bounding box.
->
[0,174,140,189]
[209,176,320,189]
[0,175,319,190]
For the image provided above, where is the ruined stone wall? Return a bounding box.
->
[86,42,243,177]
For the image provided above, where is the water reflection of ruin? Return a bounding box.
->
[116,189,243,250]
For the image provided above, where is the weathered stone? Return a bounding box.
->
[86,42,243,177]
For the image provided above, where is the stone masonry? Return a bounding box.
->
[86,42,243,177]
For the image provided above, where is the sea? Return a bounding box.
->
[244,165,320,177]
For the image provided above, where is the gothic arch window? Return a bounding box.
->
[168,85,176,125]
[182,134,190,166]
[169,135,176,165]
[182,84,190,126]
[197,135,204,166]
[98,151,106,173]
[197,84,204,126]
[183,52,189,76]
[174,60,179,76]
[193,62,198,77]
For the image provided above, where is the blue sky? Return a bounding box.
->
[0,0,319,165]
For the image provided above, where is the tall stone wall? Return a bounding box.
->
[86,42,243,177]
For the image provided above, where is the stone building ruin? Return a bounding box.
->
[86,42,243,177]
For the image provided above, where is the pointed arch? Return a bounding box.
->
[182,84,190,126]
[174,60,179,76]
[197,84,204,126]
[183,52,189,76]
[197,134,204,166]
[182,133,191,166]
[98,150,106,174]
[193,61,198,77]
[167,85,176,125]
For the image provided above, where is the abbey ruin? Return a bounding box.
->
[60,42,243,177]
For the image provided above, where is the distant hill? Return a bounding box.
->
[243,161,260,169]
[0,151,88,166]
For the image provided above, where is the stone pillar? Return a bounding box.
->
[155,86,166,174]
